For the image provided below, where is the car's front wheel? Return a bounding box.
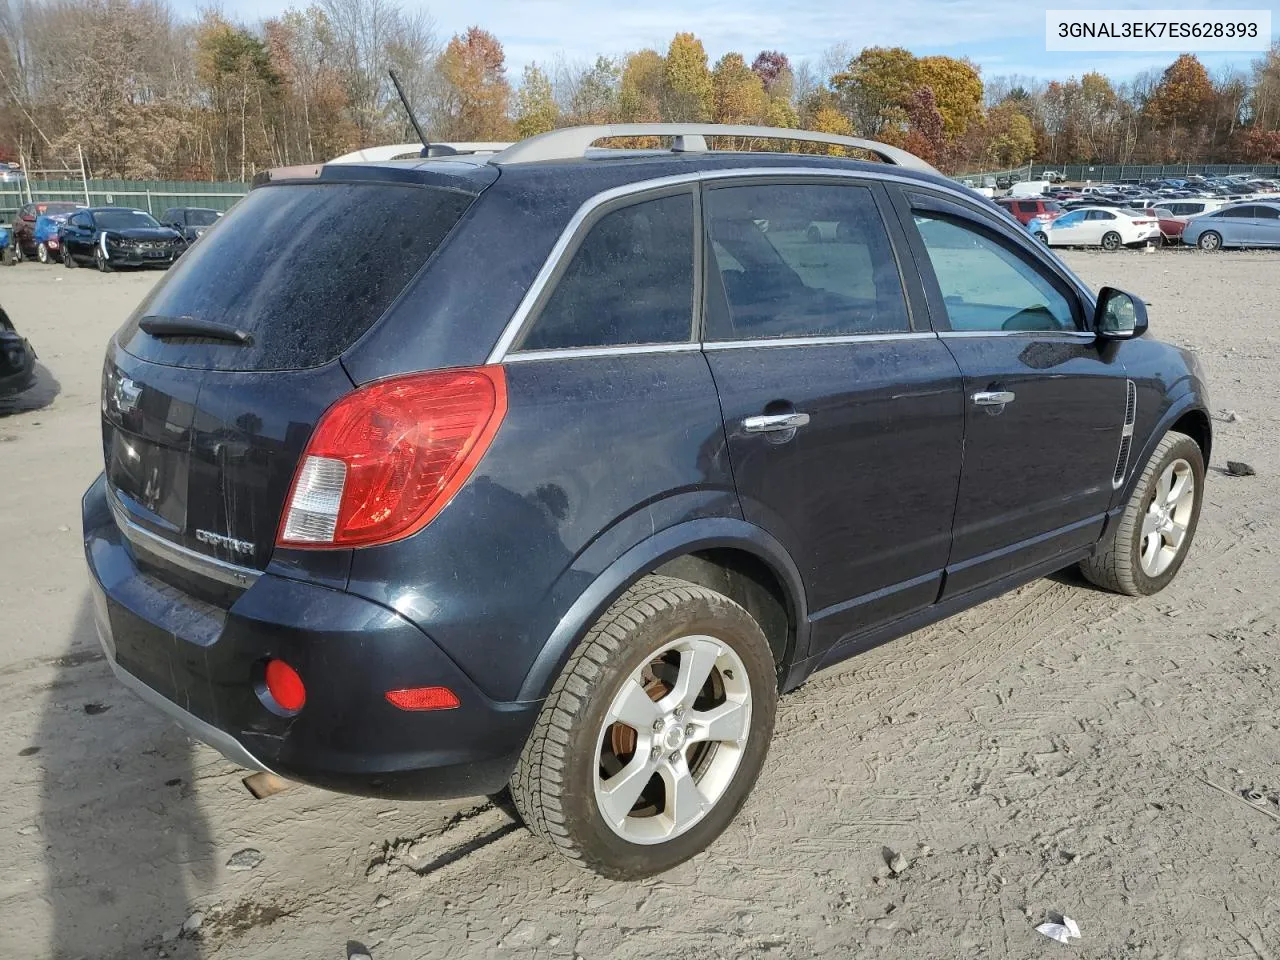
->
[1197,231,1222,251]
[1101,231,1122,251]
[63,246,76,268]
[511,574,777,879]
[1080,431,1204,596]
[1034,231,1049,244]
[37,242,49,264]
[94,246,112,273]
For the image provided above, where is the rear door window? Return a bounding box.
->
[704,182,909,340]
[516,192,695,352]
[121,182,476,371]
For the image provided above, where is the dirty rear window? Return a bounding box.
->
[120,182,474,371]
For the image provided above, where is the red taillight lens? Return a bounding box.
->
[264,659,306,712]
[385,686,461,711]
[278,367,507,549]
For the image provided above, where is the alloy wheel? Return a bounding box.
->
[1140,458,1195,577]
[594,635,751,845]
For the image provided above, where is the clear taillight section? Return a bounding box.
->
[277,367,508,549]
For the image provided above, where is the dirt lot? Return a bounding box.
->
[1,251,1277,960]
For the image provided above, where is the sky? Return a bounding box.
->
[187,0,1277,84]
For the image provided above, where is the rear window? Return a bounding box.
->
[121,182,474,371]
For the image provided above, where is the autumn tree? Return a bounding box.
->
[438,26,512,140]
[902,86,945,163]
[751,50,792,100]
[712,53,765,125]
[983,101,1036,166]
[557,56,619,124]
[515,62,557,138]
[618,49,665,123]
[917,56,982,140]
[832,46,919,135]
[664,32,712,121]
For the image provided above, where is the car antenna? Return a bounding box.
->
[388,68,455,158]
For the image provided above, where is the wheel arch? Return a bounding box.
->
[1122,394,1212,504]
[516,517,809,702]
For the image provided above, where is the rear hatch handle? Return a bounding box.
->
[140,316,254,345]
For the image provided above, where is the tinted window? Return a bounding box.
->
[1255,206,1280,220]
[518,193,694,351]
[187,209,220,226]
[95,210,159,230]
[1220,206,1255,218]
[1055,211,1085,226]
[912,214,1076,333]
[126,182,475,370]
[69,213,90,228]
[1016,202,1037,213]
[1087,210,1115,220]
[705,183,909,340]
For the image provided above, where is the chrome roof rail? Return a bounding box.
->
[329,142,513,164]
[489,124,937,173]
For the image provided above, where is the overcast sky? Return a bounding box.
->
[181,0,1274,83]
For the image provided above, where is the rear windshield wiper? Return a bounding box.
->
[139,316,253,345]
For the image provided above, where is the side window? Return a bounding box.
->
[518,193,694,352]
[1221,206,1254,218]
[1255,206,1280,220]
[1088,210,1115,221]
[911,214,1077,334]
[704,182,909,340]
[69,213,88,228]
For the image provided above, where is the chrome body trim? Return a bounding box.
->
[107,488,260,588]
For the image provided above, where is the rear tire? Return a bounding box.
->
[1079,431,1204,596]
[511,574,778,880]
[1034,231,1048,244]
[37,242,49,264]
[1198,231,1222,251]
[63,246,76,268]
[1101,231,1122,251]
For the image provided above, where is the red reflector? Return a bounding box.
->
[277,366,507,549]
[265,659,306,711]
[385,686,460,711]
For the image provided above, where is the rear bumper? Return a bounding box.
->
[0,333,36,397]
[83,474,539,800]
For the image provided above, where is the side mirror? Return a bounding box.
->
[1093,287,1148,340]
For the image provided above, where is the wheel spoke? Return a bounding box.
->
[610,676,661,729]
[1155,467,1172,505]
[598,753,654,826]
[660,760,707,833]
[1142,532,1161,572]
[662,638,721,712]
[1166,469,1190,507]
[1165,521,1186,550]
[690,699,749,745]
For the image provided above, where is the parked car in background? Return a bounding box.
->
[1163,199,1223,219]
[1007,180,1051,199]
[0,161,24,184]
[159,206,223,243]
[1043,170,1066,183]
[1145,208,1190,243]
[32,212,73,263]
[996,197,1065,225]
[0,304,36,397]
[59,207,186,271]
[1182,201,1280,250]
[82,123,1211,880]
[1031,206,1161,249]
[11,200,82,261]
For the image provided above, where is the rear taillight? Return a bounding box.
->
[278,367,507,549]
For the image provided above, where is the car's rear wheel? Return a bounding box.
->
[1197,231,1222,251]
[37,242,49,264]
[11,239,23,263]
[1079,431,1204,596]
[511,574,777,879]
[1034,231,1049,244]
[1101,231,1122,251]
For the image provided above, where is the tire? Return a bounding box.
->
[1101,231,1122,251]
[1079,431,1204,597]
[94,246,112,273]
[12,239,23,263]
[511,574,778,879]
[63,246,76,268]
[1034,231,1048,244]
[37,242,49,264]
[1197,231,1222,252]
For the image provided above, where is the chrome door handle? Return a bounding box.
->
[743,412,810,433]
[972,390,1015,406]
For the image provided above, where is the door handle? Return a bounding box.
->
[743,412,810,433]
[972,390,1015,406]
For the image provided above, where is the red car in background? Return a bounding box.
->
[11,201,82,261]
[1145,208,1190,244]
[995,197,1066,225]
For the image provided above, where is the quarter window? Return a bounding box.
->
[518,193,694,352]
[704,182,909,340]
[912,214,1077,333]
[1254,206,1280,220]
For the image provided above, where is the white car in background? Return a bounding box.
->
[1029,206,1161,250]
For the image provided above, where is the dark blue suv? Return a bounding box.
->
[83,125,1211,879]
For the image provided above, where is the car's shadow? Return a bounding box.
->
[36,597,210,959]
[0,362,61,416]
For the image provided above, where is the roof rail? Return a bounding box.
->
[329,142,513,164]
[490,124,937,173]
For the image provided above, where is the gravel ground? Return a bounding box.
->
[0,250,1277,960]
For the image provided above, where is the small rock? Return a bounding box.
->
[546,934,561,946]
[17,824,39,836]
[57,525,69,532]
[181,911,204,935]
[374,894,391,909]
[917,843,933,856]
[226,848,264,871]
[888,852,909,875]
[83,702,111,716]
[165,778,183,787]
[18,746,39,757]
[162,926,181,943]
[1226,460,1256,477]
[1222,410,1241,423]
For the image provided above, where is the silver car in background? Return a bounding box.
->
[1182,201,1280,251]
